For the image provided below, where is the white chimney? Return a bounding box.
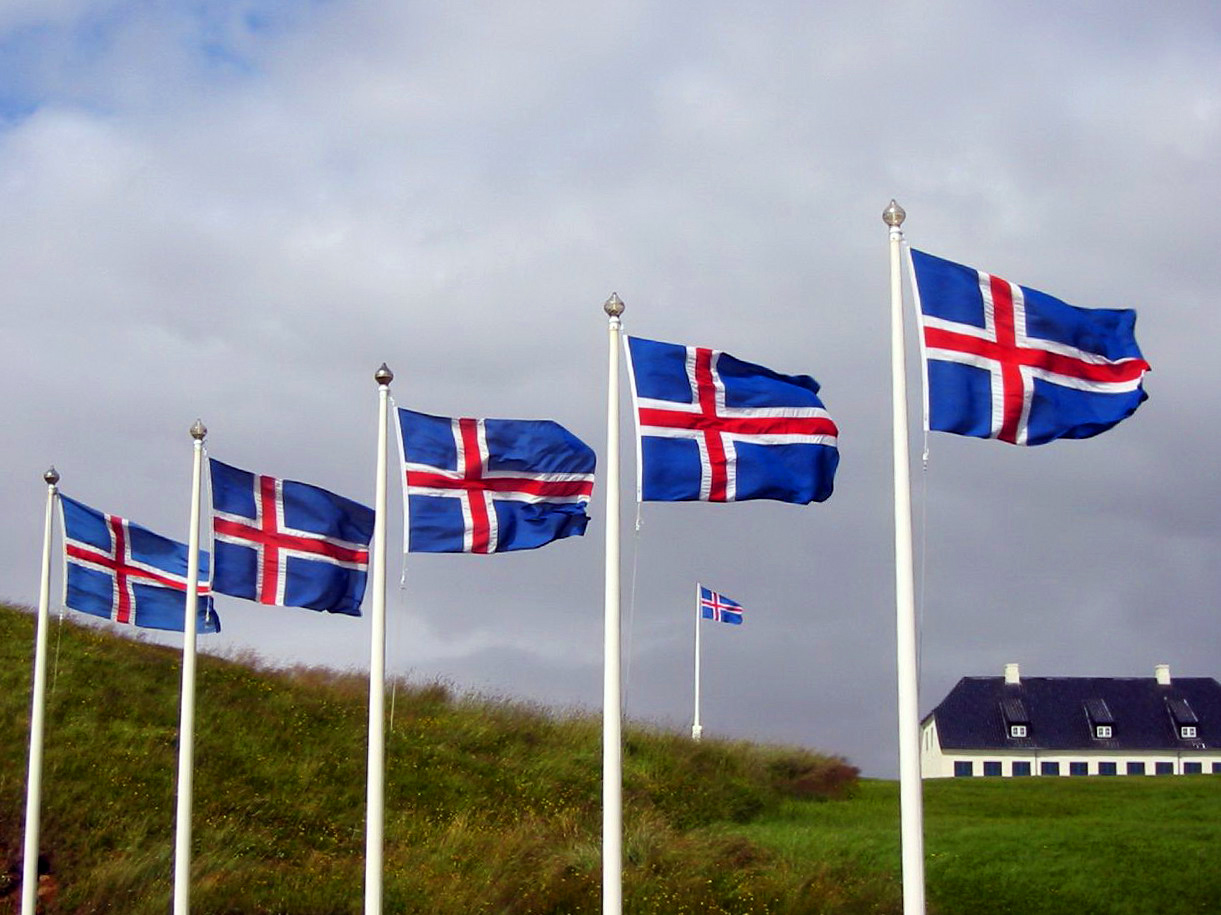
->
[1004,662,1020,685]
[1155,664,1171,685]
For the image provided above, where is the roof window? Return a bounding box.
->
[1000,698,1029,740]
[1085,698,1115,740]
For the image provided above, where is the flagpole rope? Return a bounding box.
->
[621,503,643,715]
[906,236,932,697]
[200,443,216,642]
[50,604,65,700]
[386,393,401,734]
[916,286,931,697]
[389,395,408,593]
[916,448,929,696]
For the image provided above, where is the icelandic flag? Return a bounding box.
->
[910,249,1151,446]
[625,336,839,503]
[398,408,595,554]
[60,495,219,633]
[209,459,375,615]
[699,585,743,625]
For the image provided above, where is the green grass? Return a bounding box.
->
[726,773,1221,914]
[2,601,1218,914]
[0,603,863,913]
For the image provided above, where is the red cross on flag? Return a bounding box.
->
[209,460,375,615]
[625,336,839,503]
[910,248,1150,445]
[398,408,596,554]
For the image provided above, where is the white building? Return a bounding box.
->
[921,664,1221,778]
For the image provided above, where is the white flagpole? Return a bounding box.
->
[601,293,624,915]
[885,199,926,915]
[21,467,59,915]
[172,419,207,915]
[365,364,393,915]
[691,584,702,741]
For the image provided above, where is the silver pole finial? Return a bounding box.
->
[603,292,625,318]
[375,363,394,386]
[43,467,59,486]
[190,419,207,441]
[883,199,906,227]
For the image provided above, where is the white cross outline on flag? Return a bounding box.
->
[630,343,838,501]
[402,417,595,554]
[63,509,209,626]
[699,589,742,623]
[212,475,370,605]
[911,254,1150,445]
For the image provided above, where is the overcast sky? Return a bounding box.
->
[2,1,1218,777]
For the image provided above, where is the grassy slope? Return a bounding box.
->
[0,604,871,914]
[4,602,1218,914]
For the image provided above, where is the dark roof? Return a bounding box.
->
[1084,697,1114,725]
[924,676,1221,752]
[999,697,1028,724]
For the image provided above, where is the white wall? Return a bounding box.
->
[920,721,1221,778]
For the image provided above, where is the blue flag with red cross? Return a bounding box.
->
[60,494,219,633]
[398,408,596,554]
[209,459,374,616]
[909,249,1151,446]
[699,585,744,625]
[625,336,839,504]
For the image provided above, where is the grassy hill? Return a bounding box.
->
[2,602,1218,914]
[0,603,870,913]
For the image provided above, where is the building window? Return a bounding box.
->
[1041,761,1060,776]
[1095,725,1113,739]
[1099,762,1117,776]
[1012,761,1032,777]
[1213,763,1221,774]
[1070,762,1089,776]
[1156,762,1174,775]
[1009,724,1027,738]
[1184,762,1203,774]
[1127,761,1146,775]
[983,761,1002,777]
[1181,726,1198,739]
[954,760,974,778]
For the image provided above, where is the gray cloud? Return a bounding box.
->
[1,1,1217,778]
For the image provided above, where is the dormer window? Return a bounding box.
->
[1000,697,1029,740]
[1167,698,1199,741]
[1085,698,1115,741]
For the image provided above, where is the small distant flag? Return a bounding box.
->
[398,408,596,554]
[625,336,839,503]
[909,249,1151,446]
[209,459,375,615]
[60,495,219,633]
[698,585,744,625]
